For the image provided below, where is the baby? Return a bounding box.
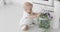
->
[24,2,40,18]
[19,2,40,32]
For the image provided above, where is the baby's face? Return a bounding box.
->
[24,4,32,10]
[24,4,32,13]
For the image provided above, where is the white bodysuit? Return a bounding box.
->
[19,11,45,32]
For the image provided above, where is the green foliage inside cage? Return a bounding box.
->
[38,13,50,29]
[39,19,50,29]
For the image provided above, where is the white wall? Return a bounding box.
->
[11,0,32,4]
[52,1,60,29]
[0,0,53,6]
[9,0,53,5]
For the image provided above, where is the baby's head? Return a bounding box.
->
[24,2,33,14]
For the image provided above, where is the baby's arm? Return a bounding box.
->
[27,13,41,18]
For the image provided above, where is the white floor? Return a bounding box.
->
[0,4,60,32]
[0,4,23,32]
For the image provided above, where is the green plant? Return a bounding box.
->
[38,14,50,29]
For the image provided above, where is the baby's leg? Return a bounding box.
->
[20,18,35,32]
[22,25,29,31]
[20,24,29,32]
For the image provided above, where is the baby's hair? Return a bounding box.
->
[24,2,33,6]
